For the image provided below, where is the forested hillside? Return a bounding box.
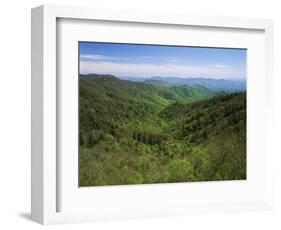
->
[79,74,246,186]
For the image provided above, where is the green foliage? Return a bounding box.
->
[79,75,246,186]
[167,159,194,182]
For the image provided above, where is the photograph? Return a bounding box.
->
[78,42,247,186]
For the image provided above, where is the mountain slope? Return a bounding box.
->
[80,74,216,132]
[159,93,246,180]
[161,92,246,143]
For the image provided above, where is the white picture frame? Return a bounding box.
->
[31,4,274,225]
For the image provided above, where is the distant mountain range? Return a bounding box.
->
[81,74,246,92]
[143,77,246,92]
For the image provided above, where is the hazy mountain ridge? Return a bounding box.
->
[81,74,246,92]
[145,76,246,92]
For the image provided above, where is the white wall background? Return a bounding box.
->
[0,0,280,229]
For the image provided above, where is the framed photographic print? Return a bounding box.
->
[31,5,274,225]
[78,42,247,186]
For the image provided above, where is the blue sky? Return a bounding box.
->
[79,42,246,79]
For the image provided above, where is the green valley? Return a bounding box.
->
[79,74,246,186]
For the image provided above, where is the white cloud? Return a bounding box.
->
[80,54,112,60]
[80,61,244,79]
[211,64,231,68]
[140,56,180,63]
[139,56,164,59]
[80,54,180,64]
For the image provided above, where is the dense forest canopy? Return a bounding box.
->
[79,74,246,186]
